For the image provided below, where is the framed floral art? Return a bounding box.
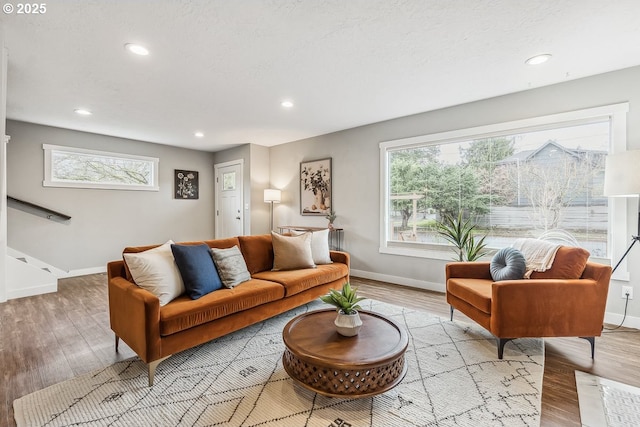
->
[175,169,199,199]
[300,158,331,215]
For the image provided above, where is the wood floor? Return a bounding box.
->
[1,274,639,427]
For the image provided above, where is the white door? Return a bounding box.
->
[215,161,244,238]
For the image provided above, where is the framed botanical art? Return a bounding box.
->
[175,169,199,199]
[300,158,331,215]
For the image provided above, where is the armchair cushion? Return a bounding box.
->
[529,246,590,279]
[490,247,526,281]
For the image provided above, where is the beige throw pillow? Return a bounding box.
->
[123,240,185,306]
[291,228,333,265]
[271,231,316,271]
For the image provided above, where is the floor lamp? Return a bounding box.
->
[264,189,281,232]
[603,150,640,272]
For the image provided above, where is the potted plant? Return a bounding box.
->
[320,282,366,336]
[325,210,337,229]
[435,211,489,261]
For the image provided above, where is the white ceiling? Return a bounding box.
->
[3,0,640,152]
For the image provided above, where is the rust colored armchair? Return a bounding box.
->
[446,246,612,358]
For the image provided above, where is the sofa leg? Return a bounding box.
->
[115,335,120,352]
[148,355,171,387]
[450,306,454,321]
[580,336,595,359]
[497,338,514,359]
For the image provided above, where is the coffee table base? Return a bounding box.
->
[283,348,407,398]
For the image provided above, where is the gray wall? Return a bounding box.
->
[6,120,216,272]
[270,65,640,321]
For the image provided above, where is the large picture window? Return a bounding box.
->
[380,104,629,261]
[43,144,159,191]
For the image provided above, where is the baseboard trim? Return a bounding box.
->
[604,311,640,330]
[65,266,106,278]
[350,269,445,294]
[8,283,57,300]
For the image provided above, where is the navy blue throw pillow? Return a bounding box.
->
[171,244,222,299]
[490,247,526,281]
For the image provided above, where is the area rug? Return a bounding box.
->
[575,371,640,427]
[14,299,544,427]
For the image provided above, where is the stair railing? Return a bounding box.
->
[7,196,71,222]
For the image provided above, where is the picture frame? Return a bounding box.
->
[300,158,332,215]
[175,169,199,199]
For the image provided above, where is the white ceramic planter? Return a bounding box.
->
[334,310,363,337]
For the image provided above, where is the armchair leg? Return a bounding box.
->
[579,336,595,359]
[115,335,120,352]
[497,338,514,359]
[450,306,454,321]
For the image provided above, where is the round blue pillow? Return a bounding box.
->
[490,247,526,281]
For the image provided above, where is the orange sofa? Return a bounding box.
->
[446,246,612,359]
[107,234,349,385]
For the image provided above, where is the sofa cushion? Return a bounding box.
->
[123,240,185,306]
[271,231,316,271]
[238,234,274,274]
[292,229,333,265]
[171,243,222,299]
[447,278,492,314]
[252,263,348,297]
[529,246,590,279]
[203,237,241,250]
[159,279,285,336]
[210,246,251,288]
[490,247,526,281]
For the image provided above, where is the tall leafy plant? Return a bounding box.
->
[435,211,489,261]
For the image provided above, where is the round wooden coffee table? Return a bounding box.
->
[282,309,408,398]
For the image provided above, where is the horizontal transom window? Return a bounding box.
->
[43,144,159,191]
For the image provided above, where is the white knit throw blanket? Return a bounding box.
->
[512,238,561,278]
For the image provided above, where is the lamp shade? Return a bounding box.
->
[263,188,281,203]
[603,150,640,197]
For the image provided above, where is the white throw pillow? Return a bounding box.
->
[291,229,333,265]
[271,231,316,271]
[123,240,185,306]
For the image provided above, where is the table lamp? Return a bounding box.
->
[264,189,281,232]
[603,149,640,272]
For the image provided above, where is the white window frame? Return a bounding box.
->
[43,144,159,191]
[379,103,629,275]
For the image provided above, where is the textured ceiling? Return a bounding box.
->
[2,0,640,151]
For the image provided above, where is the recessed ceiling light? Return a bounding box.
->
[125,43,150,56]
[74,108,92,116]
[525,54,552,65]
[281,100,294,108]
[194,131,204,138]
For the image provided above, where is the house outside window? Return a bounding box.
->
[380,104,629,263]
[43,144,159,191]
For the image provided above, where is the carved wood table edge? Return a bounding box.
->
[282,309,409,398]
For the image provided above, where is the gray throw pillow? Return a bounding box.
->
[210,245,251,288]
[490,247,526,281]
